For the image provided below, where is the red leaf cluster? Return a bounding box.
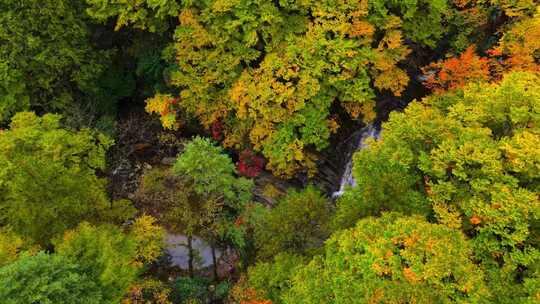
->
[237,150,265,178]
[211,120,223,140]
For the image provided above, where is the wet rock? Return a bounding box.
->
[252,172,296,206]
[312,153,342,196]
[133,142,151,152]
[161,157,177,166]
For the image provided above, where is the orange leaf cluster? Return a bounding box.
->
[229,284,273,304]
[470,215,482,225]
[242,300,273,304]
[422,45,491,92]
[349,20,375,38]
[403,267,420,284]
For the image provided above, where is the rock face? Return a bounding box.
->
[250,153,344,205]
[312,152,342,196]
[106,111,162,200]
[252,171,296,206]
[109,158,143,200]
[106,110,185,200]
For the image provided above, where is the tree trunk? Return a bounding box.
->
[211,245,218,280]
[188,235,194,278]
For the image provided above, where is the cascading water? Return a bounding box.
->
[332,124,380,198]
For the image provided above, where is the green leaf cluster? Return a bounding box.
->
[55,223,141,303]
[246,253,306,304]
[0,252,104,304]
[86,0,181,32]
[0,112,115,245]
[0,0,109,122]
[253,186,332,259]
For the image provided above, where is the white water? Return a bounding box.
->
[332,124,380,198]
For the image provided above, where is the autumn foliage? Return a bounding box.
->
[229,278,273,304]
[422,6,540,93]
[237,150,265,178]
[285,213,490,303]
[422,45,491,91]
[490,7,540,72]
[144,0,453,177]
[338,72,540,302]
[1,1,540,303]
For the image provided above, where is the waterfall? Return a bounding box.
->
[332,124,380,198]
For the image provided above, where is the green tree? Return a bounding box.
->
[368,0,448,47]
[171,276,231,304]
[285,213,490,303]
[0,252,103,304]
[0,0,109,121]
[0,112,119,245]
[253,186,332,259]
[85,0,181,32]
[173,136,253,277]
[173,136,253,207]
[333,147,429,230]
[0,219,162,304]
[137,137,252,276]
[244,253,306,304]
[55,223,143,303]
[337,71,540,302]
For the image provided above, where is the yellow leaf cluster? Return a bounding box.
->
[342,100,376,122]
[432,202,463,230]
[371,30,411,96]
[492,8,540,72]
[145,94,180,130]
[374,67,409,97]
[131,215,164,264]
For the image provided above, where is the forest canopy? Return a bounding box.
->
[0,0,539,303]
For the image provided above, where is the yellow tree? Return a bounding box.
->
[146,0,450,178]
